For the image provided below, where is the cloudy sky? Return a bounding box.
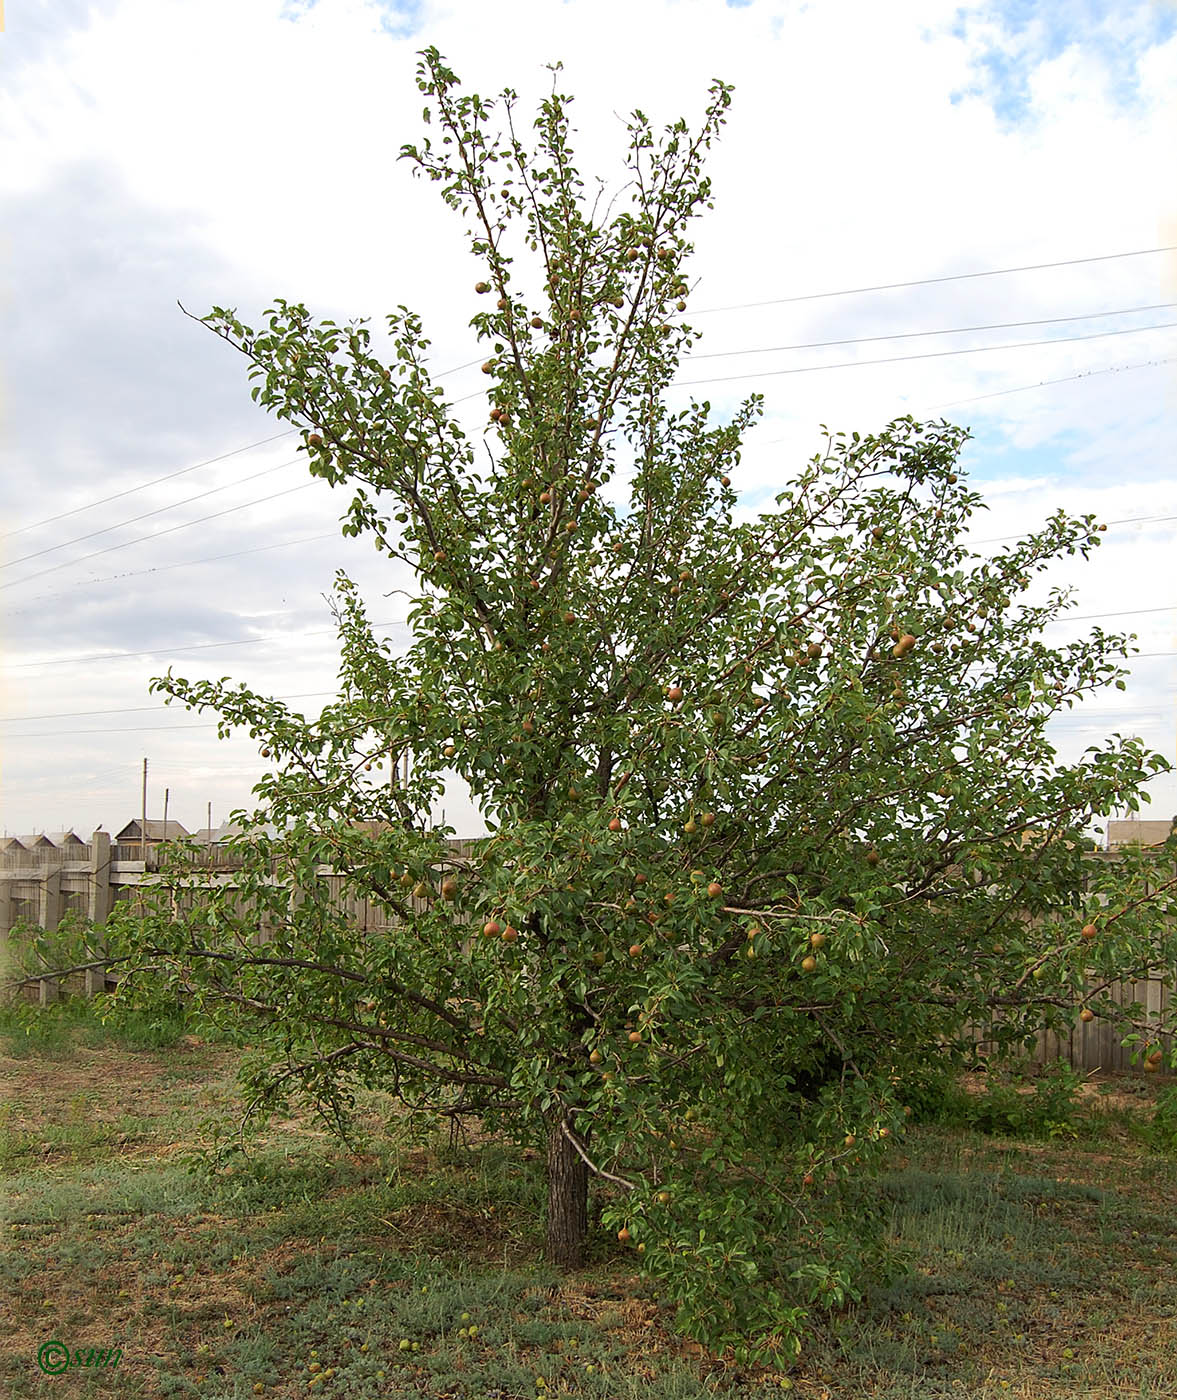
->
[2,0,1175,841]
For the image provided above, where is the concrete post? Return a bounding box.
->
[37,866,63,1003]
[86,832,113,996]
[39,865,62,933]
[0,879,12,1004]
[87,832,113,925]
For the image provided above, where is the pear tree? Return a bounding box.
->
[84,50,1177,1358]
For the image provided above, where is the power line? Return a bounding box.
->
[8,312,1171,589]
[972,512,1177,548]
[926,354,1177,411]
[0,430,298,541]
[670,319,1177,389]
[4,721,263,738]
[24,532,345,601]
[683,303,1177,362]
[4,318,1172,597]
[6,684,1176,741]
[0,357,488,544]
[14,354,1174,616]
[3,589,1175,679]
[690,244,1177,315]
[1061,604,1177,623]
[5,530,345,615]
[11,263,1175,562]
[0,690,338,722]
[6,245,1169,556]
[0,480,320,593]
[2,691,1169,728]
[5,249,1170,548]
[16,329,1171,601]
[2,398,488,594]
[1,456,303,571]
[0,619,404,669]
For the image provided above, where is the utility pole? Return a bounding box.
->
[162,787,169,841]
[207,800,212,834]
[140,757,148,866]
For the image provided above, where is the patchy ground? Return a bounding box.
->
[1,1026,1175,1399]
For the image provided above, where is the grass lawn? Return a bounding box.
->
[1,1010,1174,1399]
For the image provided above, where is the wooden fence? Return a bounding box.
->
[970,974,1171,1074]
[0,834,484,1007]
[1,835,1171,1074]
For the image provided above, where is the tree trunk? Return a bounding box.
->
[545,1114,589,1270]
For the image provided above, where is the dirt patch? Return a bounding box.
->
[960,1067,1163,1113]
[0,1041,237,1134]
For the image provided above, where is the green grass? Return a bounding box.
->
[1,1010,1174,1398]
[0,997,194,1058]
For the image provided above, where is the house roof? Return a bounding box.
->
[212,820,281,841]
[45,831,87,846]
[114,819,191,841]
[0,836,29,852]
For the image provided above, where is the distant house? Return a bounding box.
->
[1106,818,1176,851]
[0,837,30,855]
[45,832,88,852]
[114,819,191,852]
[207,820,282,843]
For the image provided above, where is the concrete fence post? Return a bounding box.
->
[0,879,12,1004]
[86,831,113,996]
[39,865,62,934]
[37,866,63,1003]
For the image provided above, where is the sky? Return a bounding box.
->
[1,0,1176,841]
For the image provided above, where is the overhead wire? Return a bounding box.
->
[689,244,1177,315]
[0,355,487,542]
[4,529,347,616]
[682,303,1177,362]
[3,250,1174,736]
[2,592,1174,680]
[6,675,1177,740]
[0,430,298,541]
[670,319,1177,389]
[0,480,320,593]
[971,512,1177,548]
[927,354,1177,411]
[1,691,339,722]
[0,620,388,668]
[10,353,1176,617]
[7,320,1172,597]
[5,242,1172,557]
[2,456,305,570]
[3,687,1172,728]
